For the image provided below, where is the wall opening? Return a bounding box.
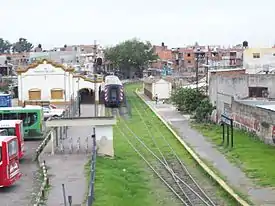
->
[13,86,18,98]
[249,87,268,98]
[78,88,95,104]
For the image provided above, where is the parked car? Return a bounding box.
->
[43,105,65,120]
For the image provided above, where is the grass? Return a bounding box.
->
[192,122,275,187]
[85,83,239,206]
[32,165,51,205]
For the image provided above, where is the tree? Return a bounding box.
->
[0,38,12,53]
[170,87,206,113]
[104,38,158,78]
[170,87,214,122]
[194,98,215,122]
[12,38,33,53]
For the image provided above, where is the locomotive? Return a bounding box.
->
[102,75,125,108]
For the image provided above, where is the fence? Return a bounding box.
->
[33,160,50,206]
[34,128,53,161]
[87,128,97,206]
[32,98,78,205]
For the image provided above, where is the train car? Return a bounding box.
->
[103,75,124,107]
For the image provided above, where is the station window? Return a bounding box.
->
[28,89,41,100]
[252,53,260,58]
[51,88,64,100]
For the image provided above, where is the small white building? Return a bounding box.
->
[16,59,103,106]
[143,78,172,100]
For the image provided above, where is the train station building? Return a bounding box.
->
[16,59,103,106]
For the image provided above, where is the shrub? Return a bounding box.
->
[194,98,215,122]
[170,87,205,113]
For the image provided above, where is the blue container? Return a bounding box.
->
[0,94,12,107]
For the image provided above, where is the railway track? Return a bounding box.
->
[109,93,217,206]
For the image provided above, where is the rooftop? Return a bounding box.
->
[235,99,275,106]
[209,68,245,72]
[256,104,275,112]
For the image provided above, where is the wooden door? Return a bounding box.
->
[28,89,41,100]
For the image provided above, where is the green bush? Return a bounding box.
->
[194,98,215,122]
[170,87,214,121]
[170,87,205,113]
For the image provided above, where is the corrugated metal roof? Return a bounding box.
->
[236,99,275,106]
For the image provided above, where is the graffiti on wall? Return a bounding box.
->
[233,113,260,132]
[272,126,275,144]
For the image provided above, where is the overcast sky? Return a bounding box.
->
[1,0,274,49]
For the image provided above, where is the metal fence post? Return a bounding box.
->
[62,184,67,206]
[68,195,72,206]
[88,127,97,205]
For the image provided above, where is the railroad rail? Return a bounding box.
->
[110,94,216,206]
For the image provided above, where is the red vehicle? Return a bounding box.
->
[0,129,8,136]
[0,120,25,159]
[0,136,21,187]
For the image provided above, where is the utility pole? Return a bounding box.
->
[94,74,97,117]
[93,40,97,73]
[194,47,205,91]
[205,54,209,94]
[93,40,97,117]
[195,53,199,91]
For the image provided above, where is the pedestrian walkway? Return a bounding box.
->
[140,93,275,206]
[41,104,103,206]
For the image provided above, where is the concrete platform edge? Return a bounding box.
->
[135,90,250,206]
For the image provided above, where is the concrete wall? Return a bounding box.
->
[209,75,248,108]
[209,74,275,107]
[232,101,275,145]
[209,74,275,124]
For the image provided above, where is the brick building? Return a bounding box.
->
[170,44,243,72]
[150,43,173,69]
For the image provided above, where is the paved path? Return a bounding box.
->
[42,104,104,206]
[141,94,275,206]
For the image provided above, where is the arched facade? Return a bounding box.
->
[78,88,94,104]
[16,59,103,106]
[72,75,102,104]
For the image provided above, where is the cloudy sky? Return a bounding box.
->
[1,0,274,49]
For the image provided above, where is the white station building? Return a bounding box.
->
[16,59,103,106]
